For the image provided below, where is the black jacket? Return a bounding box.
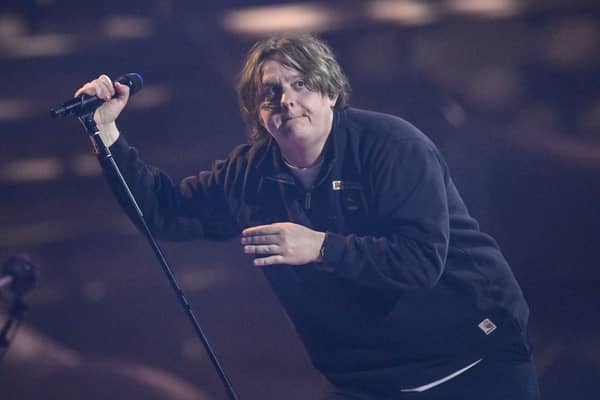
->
[107,107,531,393]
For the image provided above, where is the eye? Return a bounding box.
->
[293,80,306,89]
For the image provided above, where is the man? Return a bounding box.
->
[75,34,539,399]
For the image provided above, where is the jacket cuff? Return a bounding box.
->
[316,232,346,272]
[109,134,129,153]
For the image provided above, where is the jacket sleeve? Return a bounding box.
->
[101,136,239,241]
[319,137,451,290]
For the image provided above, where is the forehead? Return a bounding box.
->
[260,58,302,84]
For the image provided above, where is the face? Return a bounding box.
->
[257,58,337,153]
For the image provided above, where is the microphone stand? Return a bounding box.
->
[0,254,36,361]
[0,295,27,360]
[79,113,240,400]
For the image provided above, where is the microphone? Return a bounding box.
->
[1,255,37,295]
[50,73,144,118]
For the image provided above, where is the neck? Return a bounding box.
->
[279,134,328,168]
[283,152,324,169]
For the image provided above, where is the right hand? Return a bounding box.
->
[74,74,130,127]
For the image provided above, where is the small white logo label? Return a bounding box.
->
[332,180,344,190]
[478,318,497,335]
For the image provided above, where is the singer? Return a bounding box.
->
[74,34,539,399]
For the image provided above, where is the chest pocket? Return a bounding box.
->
[332,180,370,234]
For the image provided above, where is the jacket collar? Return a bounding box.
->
[261,107,346,187]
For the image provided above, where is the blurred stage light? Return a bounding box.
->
[70,154,102,177]
[0,98,34,121]
[367,0,439,26]
[541,17,599,67]
[0,221,74,247]
[0,14,155,60]
[0,13,26,37]
[178,268,232,292]
[222,3,338,36]
[0,157,63,183]
[103,16,156,39]
[0,33,74,58]
[128,84,172,110]
[464,66,521,110]
[446,0,521,18]
[442,101,467,128]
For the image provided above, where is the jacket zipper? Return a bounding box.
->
[264,175,314,210]
[304,191,312,210]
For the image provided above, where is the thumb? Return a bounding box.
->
[114,81,130,102]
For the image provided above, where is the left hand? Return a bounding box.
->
[241,222,325,267]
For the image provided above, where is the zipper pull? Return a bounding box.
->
[304,191,312,210]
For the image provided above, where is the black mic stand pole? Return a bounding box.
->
[79,113,240,400]
[0,295,27,360]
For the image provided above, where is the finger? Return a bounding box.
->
[74,82,98,98]
[253,255,285,267]
[74,78,110,100]
[242,224,281,236]
[241,234,280,245]
[98,75,114,100]
[114,81,130,99]
[244,244,280,254]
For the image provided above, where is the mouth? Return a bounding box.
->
[282,115,304,123]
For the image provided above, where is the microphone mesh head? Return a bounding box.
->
[118,73,144,95]
[2,255,37,295]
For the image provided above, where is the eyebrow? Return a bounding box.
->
[261,72,304,86]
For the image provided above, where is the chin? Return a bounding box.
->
[283,127,312,140]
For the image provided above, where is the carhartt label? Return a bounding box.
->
[478,318,497,335]
[332,180,344,190]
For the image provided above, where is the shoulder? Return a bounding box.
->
[340,107,441,162]
[343,107,432,143]
[213,138,271,179]
[221,137,268,163]
[339,109,451,195]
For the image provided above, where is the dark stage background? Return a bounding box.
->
[1,0,599,399]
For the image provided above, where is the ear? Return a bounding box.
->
[328,93,339,108]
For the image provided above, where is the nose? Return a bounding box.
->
[280,88,295,109]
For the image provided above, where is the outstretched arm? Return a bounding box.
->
[74,75,238,242]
